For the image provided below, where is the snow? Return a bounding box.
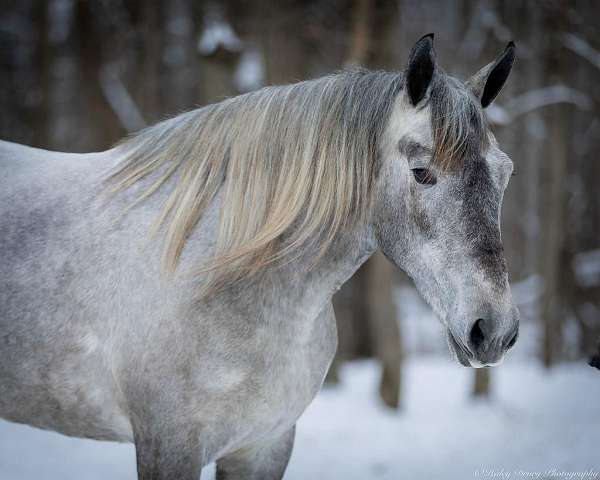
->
[234,48,265,92]
[289,359,600,479]
[395,285,442,355]
[573,249,600,288]
[1,358,598,479]
[197,15,242,56]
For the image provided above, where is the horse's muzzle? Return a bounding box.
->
[447,314,519,368]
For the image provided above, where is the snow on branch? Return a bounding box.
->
[234,48,265,92]
[573,249,600,288]
[563,33,600,71]
[99,63,146,133]
[197,7,242,56]
[487,85,592,125]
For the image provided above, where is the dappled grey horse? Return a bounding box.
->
[0,35,519,479]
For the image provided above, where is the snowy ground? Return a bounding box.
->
[1,357,598,480]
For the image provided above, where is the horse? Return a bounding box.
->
[0,34,519,479]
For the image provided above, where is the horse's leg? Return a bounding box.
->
[134,425,205,480]
[216,426,296,480]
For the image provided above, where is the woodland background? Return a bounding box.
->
[0,0,599,450]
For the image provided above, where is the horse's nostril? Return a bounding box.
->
[469,318,486,352]
[505,328,519,350]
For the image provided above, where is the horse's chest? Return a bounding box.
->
[245,306,338,434]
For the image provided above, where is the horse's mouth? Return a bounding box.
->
[447,329,473,367]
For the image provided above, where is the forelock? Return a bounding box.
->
[429,72,489,172]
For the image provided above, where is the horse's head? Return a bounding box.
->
[374,34,518,367]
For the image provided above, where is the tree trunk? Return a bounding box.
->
[472,368,490,398]
[540,3,569,368]
[366,253,402,408]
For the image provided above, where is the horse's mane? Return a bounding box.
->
[105,68,486,295]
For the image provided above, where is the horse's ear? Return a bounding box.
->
[405,33,436,106]
[467,42,516,108]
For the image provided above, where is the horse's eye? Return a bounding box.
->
[411,168,436,186]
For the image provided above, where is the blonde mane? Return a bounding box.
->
[106,70,402,294]
[106,68,484,295]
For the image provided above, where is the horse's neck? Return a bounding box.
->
[107,148,378,321]
[222,226,377,323]
[296,228,376,309]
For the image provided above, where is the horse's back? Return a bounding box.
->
[0,139,101,186]
[0,140,101,288]
[1,139,70,180]
[0,139,45,164]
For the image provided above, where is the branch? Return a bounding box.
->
[99,63,146,133]
[563,33,600,71]
[487,85,592,125]
[345,0,373,67]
